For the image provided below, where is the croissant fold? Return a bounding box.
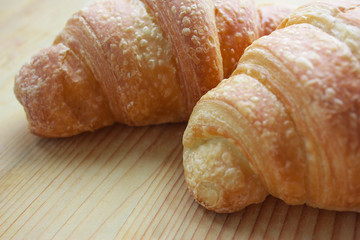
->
[14,0,289,137]
[183,0,360,213]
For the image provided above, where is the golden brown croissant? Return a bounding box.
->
[183,0,360,213]
[14,0,290,137]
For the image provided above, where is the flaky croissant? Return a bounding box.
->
[14,0,290,137]
[183,0,360,213]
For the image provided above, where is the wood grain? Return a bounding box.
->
[0,0,359,239]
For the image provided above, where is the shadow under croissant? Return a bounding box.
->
[208,196,359,239]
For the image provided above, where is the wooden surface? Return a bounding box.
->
[1,0,360,239]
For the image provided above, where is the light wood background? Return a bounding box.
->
[1,0,359,239]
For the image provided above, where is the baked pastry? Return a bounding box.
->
[14,0,290,137]
[183,0,360,213]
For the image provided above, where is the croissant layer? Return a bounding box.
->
[183,0,360,213]
[14,0,290,137]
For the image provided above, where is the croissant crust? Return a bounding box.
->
[183,0,360,213]
[14,0,291,137]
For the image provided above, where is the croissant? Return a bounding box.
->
[183,0,360,213]
[14,0,290,137]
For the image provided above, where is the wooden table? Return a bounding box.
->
[1,0,359,239]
